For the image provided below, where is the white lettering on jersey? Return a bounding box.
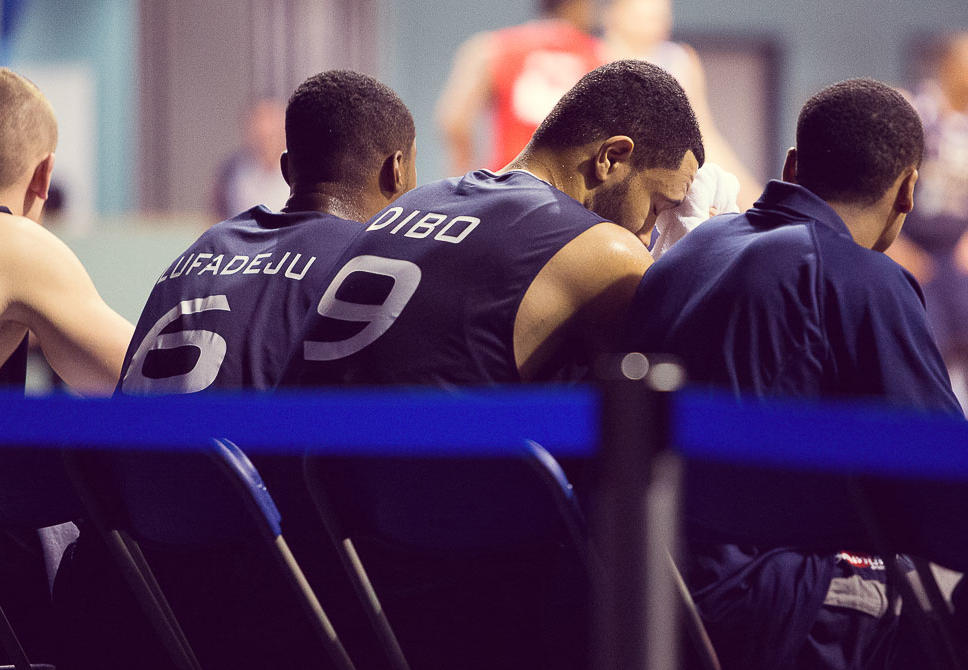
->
[368,207,404,231]
[122,295,231,395]
[390,210,420,234]
[304,255,421,361]
[263,252,290,275]
[158,251,317,282]
[366,208,481,244]
[283,254,315,280]
[169,253,195,279]
[221,255,249,275]
[435,216,480,243]
[186,253,212,276]
[197,254,224,276]
[404,212,448,239]
[243,253,271,274]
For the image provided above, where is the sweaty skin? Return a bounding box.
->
[513,221,653,379]
[511,147,697,380]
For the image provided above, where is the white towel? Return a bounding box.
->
[651,162,741,259]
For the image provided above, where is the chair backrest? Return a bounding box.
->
[303,440,591,670]
[306,440,588,555]
[0,447,84,530]
[85,438,355,670]
[110,438,282,546]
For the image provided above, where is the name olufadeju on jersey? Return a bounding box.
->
[156,251,316,284]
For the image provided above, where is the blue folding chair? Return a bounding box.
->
[301,439,597,670]
[70,438,356,670]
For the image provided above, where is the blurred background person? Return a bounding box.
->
[211,98,289,220]
[889,31,968,409]
[602,0,762,208]
[435,0,601,175]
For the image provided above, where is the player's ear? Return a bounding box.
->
[781,147,797,184]
[893,166,918,214]
[28,153,55,201]
[280,151,291,186]
[593,136,634,184]
[380,149,408,199]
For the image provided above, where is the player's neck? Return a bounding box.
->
[0,187,26,218]
[506,149,585,202]
[283,186,370,223]
[827,200,892,251]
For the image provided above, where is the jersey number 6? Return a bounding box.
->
[121,295,231,394]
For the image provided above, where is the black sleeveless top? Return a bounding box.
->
[0,205,28,391]
[118,206,364,394]
[280,170,603,386]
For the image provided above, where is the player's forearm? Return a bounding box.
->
[37,303,134,396]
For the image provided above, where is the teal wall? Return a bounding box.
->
[5,0,137,215]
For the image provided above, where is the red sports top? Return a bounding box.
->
[489,20,602,170]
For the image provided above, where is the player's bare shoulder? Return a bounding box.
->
[0,211,97,319]
[514,221,652,379]
[0,212,47,311]
[540,220,651,294]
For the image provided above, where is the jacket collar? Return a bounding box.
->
[751,180,853,241]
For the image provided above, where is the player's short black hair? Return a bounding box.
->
[285,70,415,185]
[530,59,704,171]
[796,78,923,205]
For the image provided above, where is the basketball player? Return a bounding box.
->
[0,66,133,667]
[57,71,418,670]
[118,70,416,395]
[625,79,961,669]
[0,68,132,396]
[436,0,601,174]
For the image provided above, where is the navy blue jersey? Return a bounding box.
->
[626,180,961,414]
[0,206,26,392]
[118,206,362,394]
[625,180,963,669]
[279,170,603,386]
[0,336,27,391]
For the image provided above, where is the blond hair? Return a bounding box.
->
[0,68,57,189]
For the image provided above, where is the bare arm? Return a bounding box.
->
[677,45,762,210]
[0,216,133,395]
[514,222,654,380]
[436,31,495,176]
